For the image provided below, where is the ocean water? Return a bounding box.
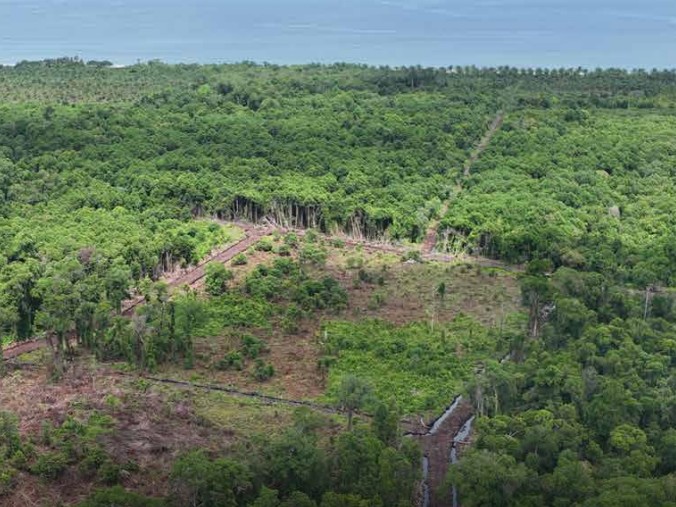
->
[1,0,674,68]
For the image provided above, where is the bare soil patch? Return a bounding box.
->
[0,354,295,506]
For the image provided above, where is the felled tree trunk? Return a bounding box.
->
[47,333,65,379]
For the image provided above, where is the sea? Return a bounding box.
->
[1,0,674,69]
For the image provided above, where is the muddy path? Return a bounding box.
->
[421,201,450,255]
[2,339,49,362]
[409,396,474,507]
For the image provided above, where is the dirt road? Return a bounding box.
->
[120,225,274,315]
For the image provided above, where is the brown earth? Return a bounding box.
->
[0,357,221,505]
[0,352,318,506]
[168,239,522,403]
[324,248,522,328]
[413,400,474,507]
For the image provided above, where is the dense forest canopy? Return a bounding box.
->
[441,109,676,286]
[0,59,674,506]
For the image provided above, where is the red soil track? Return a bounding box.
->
[415,400,474,507]
[2,339,47,361]
[421,202,450,255]
[120,225,274,316]
[3,224,273,361]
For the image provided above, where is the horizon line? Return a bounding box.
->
[1,57,676,73]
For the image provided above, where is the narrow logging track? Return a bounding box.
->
[2,339,49,362]
[422,110,505,255]
[416,110,506,507]
[421,201,450,254]
[463,111,504,178]
[2,223,274,361]
[120,223,275,316]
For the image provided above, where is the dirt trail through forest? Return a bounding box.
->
[1,111,507,361]
[421,202,450,254]
[463,111,504,177]
[1,218,500,504]
[422,111,505,254]
[414,111,505,506]
[120,224,274,315]
[1,109,510,507]
[2,339,49,362]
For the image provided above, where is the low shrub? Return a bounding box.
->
[216,351,244,371]
[232,253,248,266]
[32,450,69,480]
[253,360,275,381]
[255,239,274,252]
[241,335,267,359]
[77,486,164,507]
[276,244,291,257]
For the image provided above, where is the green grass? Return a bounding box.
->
[193,391,296,436]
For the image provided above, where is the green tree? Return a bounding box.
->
[174,289,206,368]
[337,376,372,431]
[319,493,369,507]
[263,429,327,499]
[170,450,253,507]
[331,428,382,498]
[249,487,280,507]
[279,492,316,507]
[444,450,531,507]
[35,258,82,377]
[372,401,399,446]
